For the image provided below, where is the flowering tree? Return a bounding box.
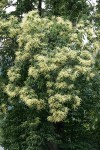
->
[3,11,100,150]
[6,11,98,122]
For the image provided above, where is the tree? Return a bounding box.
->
[0,5,20,148]
[0,0,100,150]
[4,11,100,150]
[1,0,91,22]
[1,0,43,18]
[45,0,91,24]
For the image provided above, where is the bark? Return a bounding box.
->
[38,0,42,16]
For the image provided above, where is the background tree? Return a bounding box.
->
[45,0,91,24]
[0,13,20,148]
[1,0,92,21]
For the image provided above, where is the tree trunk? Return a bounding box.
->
[48,142,59,150]
[38,0,42,16]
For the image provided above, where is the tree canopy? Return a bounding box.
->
[0,0,100,150]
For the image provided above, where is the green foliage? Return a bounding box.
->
[0,112,4,145]
[45,0,90,23]
[5,11,98,122]
[2,0,91,23]
[0,10,20,149]
[0,0,100,150]
[0,14,20,113]
[2,11,99,149]
[0,0,7,17]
